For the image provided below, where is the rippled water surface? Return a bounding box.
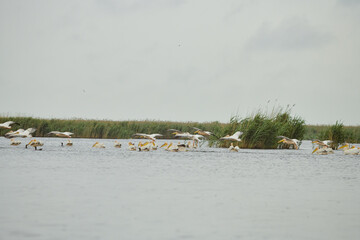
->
[0,138,359,240]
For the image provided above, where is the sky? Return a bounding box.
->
[0,0,359,125]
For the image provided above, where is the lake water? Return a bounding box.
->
[0,138,359,240]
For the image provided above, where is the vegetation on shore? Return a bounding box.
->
[1,113,359,148]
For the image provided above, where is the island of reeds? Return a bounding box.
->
[1,107,359,149]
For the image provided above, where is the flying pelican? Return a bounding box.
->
[114,141,122,148]
[339,143,359,155]
[92,142,105,148]
[47,131,74,138]
[128,142,137,151]
[133,133,163,141]
[220,131,243,142]
[277,136,299,150]
[5,128,36,138]
[0,121,19,129]
[312,139,332,148]
[193,127,213,137]
[10,139,21,146]
[25,139,44,150]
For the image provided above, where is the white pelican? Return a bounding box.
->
[128,142,137,151]
[150,141,158,150]
[173,132,204,148]
[312,139,332,148]
[92,142,105,148]
[0,121,19,129]
[10,139,21,146]
[220,131,243,142]
[162,142,179,152]
[26,139,44,150]
[193,127,213,137]
[277,136,299,150]
[339,143,359,155]
[138,142,151,151]
[114,141,122,148]
[5,128,36,138]
[47,131,74,138]
[228,143,240,152]
[133,133,162,141]
[312,146,334,155]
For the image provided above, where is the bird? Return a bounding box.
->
[160,142,179,152]
[150,141,158,150]
[10,139,21,146]
[25,139,44,150]
[47,131,74,138]
[114,141,122,148]
[5,128,36,138]
[193,127,213,137]
[220,131,243,142]
[0,121,19,129]
[66,139,73,146]
[312,139,332,148]
[138,142,151,151]
[312,146,334,155]
[128,142,137,151]
[173,132,204,148]
[92,142,105,148]
[132,133,163,141]
[228,143,240,152]
[277,136,299,150]
[339,143,359,155]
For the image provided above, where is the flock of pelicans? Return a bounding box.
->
[1,121,360,155]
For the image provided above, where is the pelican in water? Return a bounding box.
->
[114,141,122,148]
[150,141,158,150]
[220,131,243,142]
[10,139,21,146]
[0,121,19,129]
[277,136,299,150]
[128,142,137,151]
[138,142,151,151]
[339,143,360,155]
[160,142,179,152]
[47,131,74,138]
[92,142,105,148]
[133,133,163,141]
[26,139,44,150]
[228,143,240,152]
[173,132,204,148]
[5,128,36,138]
[312,146,334,155]
[61,139,73,146]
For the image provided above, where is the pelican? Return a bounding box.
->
[26,139,44,150]
[312,146,334,155]
[10,139,21,146]
[5,128,36,138]
[61,140,73,147]
[228,143,240,152]
[138,142,151,151]
[173,132,204,148]
[133,133,162,141]
[150,141,158,150]
[47,131,74,138]
[339,143,359,155]
[0,121,19,129]
[128,142,137,151]
[92,142,105,148]
[220,131,243,142]
[277,136,299,150]
[312,139,332,148]
[161,142,179,152]
[114,141,122,148]
[193,127,213,137]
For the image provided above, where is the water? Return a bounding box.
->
[0,138,359,240]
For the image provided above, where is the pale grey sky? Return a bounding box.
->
[0,0,359,125]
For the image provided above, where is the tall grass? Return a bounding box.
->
[304,124,360,144]
[209,107,306,149]
[0,116,225,139]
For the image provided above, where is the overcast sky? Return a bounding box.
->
[0,0,359,125]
